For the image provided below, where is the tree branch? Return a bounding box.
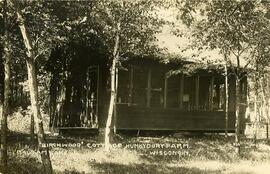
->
[34,48,49,60]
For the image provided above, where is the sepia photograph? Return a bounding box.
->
[0,0,270,173]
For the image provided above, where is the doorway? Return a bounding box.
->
[80,66,99,128]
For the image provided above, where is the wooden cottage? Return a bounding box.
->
[48,45,247,133]
[114,59,247,132]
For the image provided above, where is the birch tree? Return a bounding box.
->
[94,0,164,151]
[0,0,10,173]
[9,1,59,173]
[176,0,270,154]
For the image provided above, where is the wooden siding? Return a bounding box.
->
[115,104,245,131]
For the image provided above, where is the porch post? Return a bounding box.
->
[209,76,215,110]
[230,76,236,111]
[96,65,100,127]
[179,74,184,109]
[164,72,168,108]
[113,66,118,133]
[128,66,133,106]
[195,75,200,110]
[147,69,151,107]
[216,83,221,109]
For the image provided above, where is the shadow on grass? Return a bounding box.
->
[54,169,86,174]
[8,155,43,174]
[8,158,255,174]
[91,162,223,174]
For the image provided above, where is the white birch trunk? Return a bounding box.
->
[235,77,241,154]
[0,1,10,172]
[260,79,267,139]
[224,54,229,138]
[15,5,53,174]
[105,22,120,151]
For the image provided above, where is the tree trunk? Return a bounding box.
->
[0,1,10,173]
[105,23,120,151]
[105,64,116,151]
[113,67,119,134]
[266,76,270,140]
[15,5,53,174]
[245,83,251,130]
[235,77,241,154]
[30,114,35,144]
[253,73,260,146]
[253,91,258,145]
[0,46,10,174]
[224,54,229,138]
[26,58,53,173]
[260,78,267,139]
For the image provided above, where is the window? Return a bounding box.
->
[132,66,148,106]
[117,65,165,107]
[116,65,228,112]
[212,78,225,111]
[117,68,130,104]
[199,76,211,110]
[150,68,165,107]
[167,74,181,108]
[183,76,196,110]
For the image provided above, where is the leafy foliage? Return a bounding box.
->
[190,0,270,70]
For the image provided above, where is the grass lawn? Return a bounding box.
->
[7,133,270,174]
[5,108,270,174]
